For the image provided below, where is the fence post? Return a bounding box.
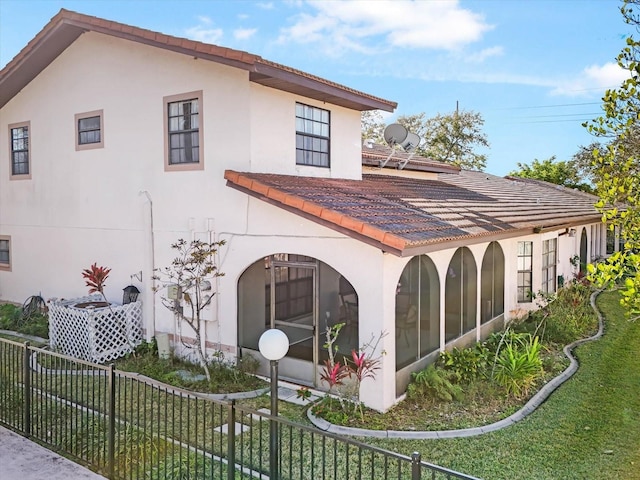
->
[107,363,116,480]
[22,342,31,438]
[411,451,421,480]
[227,400,236,480]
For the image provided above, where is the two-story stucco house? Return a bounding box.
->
[0,10,606,411]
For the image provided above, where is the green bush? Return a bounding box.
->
[407,364,463,402]
[439,342,491,383]
[516,282,596,345]
[492,333,543,398]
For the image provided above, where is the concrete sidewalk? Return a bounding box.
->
[0,426,106,479]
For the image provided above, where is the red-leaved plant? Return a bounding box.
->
[82,263,111,295]
[317,322,386,420]
[319,359,350,392]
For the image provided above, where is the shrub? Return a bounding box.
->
[516,282,595,345]
[439,342,491,383]
[407,364,463,402]
[492,333,543,398]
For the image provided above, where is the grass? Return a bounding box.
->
[365,290,640,480]
[0,302,49,339]
[115,341,267,394]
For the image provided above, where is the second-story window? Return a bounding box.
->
[295,103,330,168]
[168,98,199,165]
[75,110,104,150]
[164,91,203,171]
[9,121,31,179]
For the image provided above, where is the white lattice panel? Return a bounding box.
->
[49,295,143,363]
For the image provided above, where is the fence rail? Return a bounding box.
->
[0,338,479,480]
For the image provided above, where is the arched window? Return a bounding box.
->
[445,247,477,342]
[580,228,588,273]
[395,255,440,370]
[480,242,505,324]
[237,254,358,386]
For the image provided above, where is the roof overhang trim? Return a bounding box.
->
[0,9,397,112]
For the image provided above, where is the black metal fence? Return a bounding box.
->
[0,338,479,480]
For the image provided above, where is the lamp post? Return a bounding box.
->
[258,328,289,480]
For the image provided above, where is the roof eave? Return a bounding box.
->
[250,62,396,112]
[1,9,397,113]
[225,178,405,256]
[0,17,85,108]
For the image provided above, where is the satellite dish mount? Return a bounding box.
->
[380,124,421,169]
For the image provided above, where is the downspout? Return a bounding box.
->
[140,191,156,341]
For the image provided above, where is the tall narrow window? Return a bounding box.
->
[395,255,440,370]
[517,241,533,302]
[295,103,330,167]
[541,238,557,294]
[0,236,11,271]
[164,91,204,171]
[445,247,477,342]
[75,110,104,150]
[9,121,31,179]
[481,242,505,323]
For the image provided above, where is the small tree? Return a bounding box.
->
[153,239,225,380]
[585,0,640,319]
[508,156,593,193]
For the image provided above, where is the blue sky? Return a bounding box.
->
[0,0,632,176]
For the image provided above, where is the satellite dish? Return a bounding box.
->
[400,132,421,152]
[383,123,408,147]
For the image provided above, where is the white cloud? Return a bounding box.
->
[257,2,275,9]
[234,28,258,40]
[465,46,504,64]
[278,0,492,54]
[185,25,224,44]
[551,62,630,97]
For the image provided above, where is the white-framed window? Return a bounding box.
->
[0,236,11,271]
[541,238,557,294]
[517,241,533,302]
[164,91,203,171]
[9,121,31,180]
[75,110,104,150]
[295,102,330,167]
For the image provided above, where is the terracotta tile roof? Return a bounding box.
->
[224,169,601,256]
[0,9,397,112]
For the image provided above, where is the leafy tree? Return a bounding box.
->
[412,110,489,171]
[153,239,226,379]
[362,109,490,171]
[361,110,385,144]
[585,0,640,319]
[508,156,593,193]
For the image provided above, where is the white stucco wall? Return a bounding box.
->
[0,31,364,307]
[0,29,607,412]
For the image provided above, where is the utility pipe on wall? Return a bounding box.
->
[140,190,156,341]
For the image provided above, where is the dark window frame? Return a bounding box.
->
[295,102,330,168]
[75,110,104,150]
[0,235,11,271]
[9,121,31,180]
[164,91,204,172]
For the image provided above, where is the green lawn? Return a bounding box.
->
[370,291,640,480]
